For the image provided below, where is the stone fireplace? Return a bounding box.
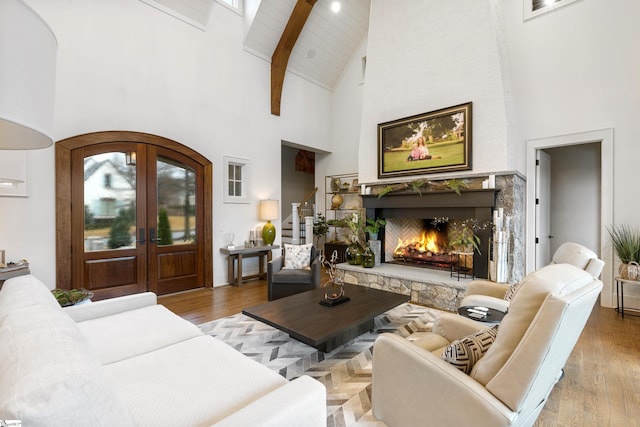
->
[336,172,526,311]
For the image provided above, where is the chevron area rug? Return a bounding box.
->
[198,303,442,427]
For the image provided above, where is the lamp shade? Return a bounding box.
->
[0,0,57,149]
[259,199,279,221]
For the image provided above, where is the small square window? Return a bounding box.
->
[524,0,579,21]
[216,0,242,15]
[224,156,249,203]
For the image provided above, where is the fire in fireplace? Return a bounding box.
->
[386,218,465,271]
[363,190,498,279]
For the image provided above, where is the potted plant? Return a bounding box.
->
[365,218,386,240]
[608,224,640,280]
[312,213,329,248]
[447,218,488,254]
[344,211,366,265]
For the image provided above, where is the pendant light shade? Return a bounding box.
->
[0,0,57,149]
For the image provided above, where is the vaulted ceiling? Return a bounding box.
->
[244,0,371,92]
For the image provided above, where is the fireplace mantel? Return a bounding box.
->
[362,189,499,278]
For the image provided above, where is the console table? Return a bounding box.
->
[220,245,279,286]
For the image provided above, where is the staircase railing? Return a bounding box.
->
[283,187,318,244]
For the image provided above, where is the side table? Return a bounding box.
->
[220,245,279,286]
[458,305,505,323]
[615,276,640,317]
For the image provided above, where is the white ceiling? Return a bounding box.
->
[243,0,371,91]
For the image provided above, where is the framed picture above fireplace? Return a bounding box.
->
[377,102,472,178]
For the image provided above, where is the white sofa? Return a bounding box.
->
[0,275,326,427]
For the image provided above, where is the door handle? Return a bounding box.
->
[149,227,159,243]
[135,228,146,244]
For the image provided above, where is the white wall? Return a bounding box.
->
[0,0,332,287]
[358,0,518,185]
[315,36,368,214]
[502,0,640,306]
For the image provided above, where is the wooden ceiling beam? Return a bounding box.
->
[270,0,317,116]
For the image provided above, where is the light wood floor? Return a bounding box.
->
[159,279,640,426]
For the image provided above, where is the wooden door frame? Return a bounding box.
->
[56,131,213,291]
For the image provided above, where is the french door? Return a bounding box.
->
[57,131,212,299]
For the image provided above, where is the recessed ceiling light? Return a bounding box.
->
[330,1,341,13]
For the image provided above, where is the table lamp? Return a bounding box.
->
[259,199,279,246]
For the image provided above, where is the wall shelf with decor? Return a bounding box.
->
[324,173,362,261]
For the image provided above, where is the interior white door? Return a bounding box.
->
[535,149,552,268]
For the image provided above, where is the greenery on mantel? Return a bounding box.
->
[375,178,468,198]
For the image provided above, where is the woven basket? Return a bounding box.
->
[619,261,640,280]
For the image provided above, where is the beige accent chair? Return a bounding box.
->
[461,242,605,312]
[371,263,603,427]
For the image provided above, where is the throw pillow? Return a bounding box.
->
[504,282,523,301]
[441,325,499,374]
[283,243,313,270]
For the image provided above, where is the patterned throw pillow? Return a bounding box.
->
[441,325,499,374]
[504,282,523,301]
[283,243,313,270]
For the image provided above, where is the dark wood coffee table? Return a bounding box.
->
[242,284,409,352]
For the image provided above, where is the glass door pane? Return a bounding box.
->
[156,157,196,246]
[84,152,137,252]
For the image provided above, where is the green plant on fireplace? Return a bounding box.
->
[446,218,488,254]
[344,210,366,247]
[364,217,386,238]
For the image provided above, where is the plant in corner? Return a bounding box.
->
[312,213,329,248]
[365,217,386,240]
[608,224,640,280]
[447,218,488,254]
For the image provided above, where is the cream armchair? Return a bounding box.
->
[461,242,605,312]
[372,263,603,427]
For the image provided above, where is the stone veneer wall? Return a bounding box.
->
[364,171,526,283]
[336,263,469,312]
[339,172,526,311]
[494,173,526,283]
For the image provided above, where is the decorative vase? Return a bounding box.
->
[368,240,382,266]
[346,243,364,265]
[330,193,343,209]
[620,261,640,280]
[362,247,375,268]
[331,177,341,192]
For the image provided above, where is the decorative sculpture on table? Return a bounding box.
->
[320,250,350,306]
